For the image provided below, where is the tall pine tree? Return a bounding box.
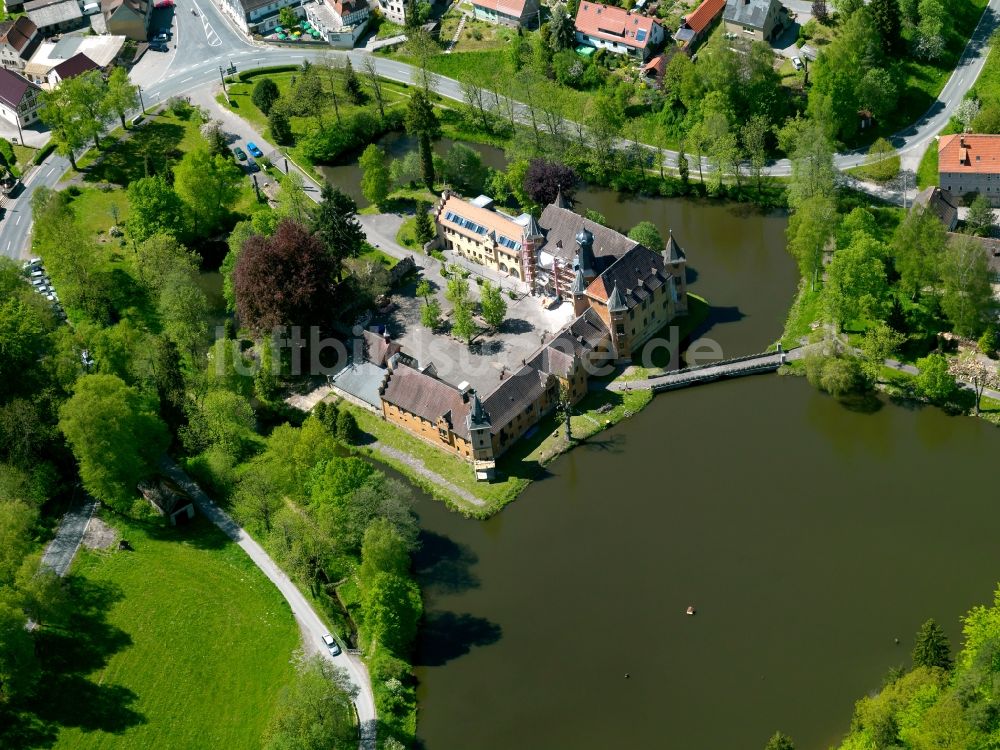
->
[870,0,902,55]
[912,618,952,670]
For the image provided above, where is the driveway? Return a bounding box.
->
[160,458,377,750]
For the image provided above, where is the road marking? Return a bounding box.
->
[5,241,9,252]
[14,214,20,226]
[181,76,193,82]
[45,166,55,177]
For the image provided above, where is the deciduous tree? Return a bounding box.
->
[914,353,956,403]
[523,158,576,206]
[892,205,947,299]
[360,144,390,208]
[126,175,187,243]
[479,281,507,330]
[362,572,422,655]
[173,146,243,235]
[949,351,1000,415]
[939,234,992,338]
[965,194,994,237]
[263,653,357,750]
[104,66,139,129]
[627,221,664,253]
[235,220,338,334]
[859,321,906,384]
[58,374,169,511]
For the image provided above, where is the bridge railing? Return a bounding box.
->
[645,350,781,380]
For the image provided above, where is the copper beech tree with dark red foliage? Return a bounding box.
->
[234,220,338,335]
[523,159,577,207]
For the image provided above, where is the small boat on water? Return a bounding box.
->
[686,605,696,616]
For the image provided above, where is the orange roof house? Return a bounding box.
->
[574,2,664,60]
[939,134,1000,207]
[675,0,725,50]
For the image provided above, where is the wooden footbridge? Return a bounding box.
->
[609,348,795,393]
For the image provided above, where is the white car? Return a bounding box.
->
[321,634,341,656]
[791,56,803,71]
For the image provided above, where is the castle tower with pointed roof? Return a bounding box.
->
[465,392,495,478]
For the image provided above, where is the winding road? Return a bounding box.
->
[3,0,1000,260]
[160,458,377,750]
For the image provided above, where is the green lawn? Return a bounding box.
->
[781,281,824,349]
[395,215,420,249]
[69,109,205,187]
[48,514,299,750]
[68,187,130,239]
[342,402,530,515]
[916,139,939,189]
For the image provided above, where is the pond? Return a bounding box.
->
[413,375,1000,749]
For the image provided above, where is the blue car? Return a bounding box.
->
[246,141,263,158]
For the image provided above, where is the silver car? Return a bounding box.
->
[321,634,341,656]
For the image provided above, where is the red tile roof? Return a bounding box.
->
[642,53,666,78]
[683,0,725,33]
[471,0,528,18]
[939,134,1000,174]
[574,2,660,49]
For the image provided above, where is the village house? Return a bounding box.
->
[675,0,725,52]
[24,0,85,36]
[23,34,125,85]
[221,0,302,35]
[303,0,369,47]
[470,0,540,28]
[938,134,1000,206]
[0,67,40,130]
[375,0,409,26]
[101,0,150,38]
[0,18,40,74]
[45,52,98,86]
[723,0,788,42]
[574,1,664,61]
[912,186,959,231]
[434,193,541,281]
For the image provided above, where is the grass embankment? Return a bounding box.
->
[780,281,824,349]
[340,294,711,516]
[51,514,299,750]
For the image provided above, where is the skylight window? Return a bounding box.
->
[636,29,647,41]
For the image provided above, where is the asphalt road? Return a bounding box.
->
[4,0,997,260]
[5,0,1000,254]
[160,458,378,750]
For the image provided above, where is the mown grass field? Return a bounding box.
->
[51,514,299,750]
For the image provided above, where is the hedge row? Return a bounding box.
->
[33,142,56,165]
[237,64,300,82]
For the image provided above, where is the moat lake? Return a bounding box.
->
[320,139,1000,749]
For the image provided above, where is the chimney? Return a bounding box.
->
[383,329,390,343]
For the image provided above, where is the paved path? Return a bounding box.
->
[884,358,1000,401]
[39,496,97,577]
[159,458,377,750]
[367,440,485,507]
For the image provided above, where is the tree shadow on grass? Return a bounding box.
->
[1,577,146,748]
[142,514,231,551]
[414,611,502,667]
[82,120,186,186]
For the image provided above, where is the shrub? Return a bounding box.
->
[979,328,998,358]
[33,142,56,165]
[336,409,358,444]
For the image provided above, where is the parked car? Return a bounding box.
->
[233,146,247,161]
[153,32,169,43]
[246,156,258,173]
[791,56,803,71]
[153,0,174,7]
[247,141,263,158]
[321,634,341,656]
[149,43,168,52]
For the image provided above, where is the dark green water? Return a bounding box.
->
[413,375,1000,749]
[315,136,1000,748]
